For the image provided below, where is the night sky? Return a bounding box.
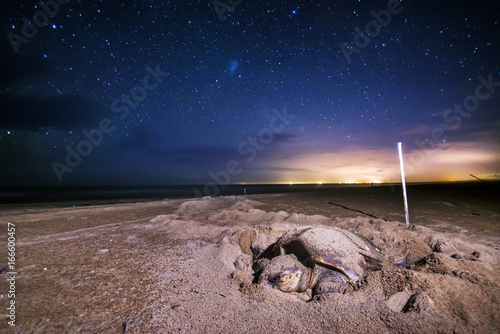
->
[1,0,499,187]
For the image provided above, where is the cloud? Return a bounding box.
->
[272,133,298,144]
[157,146,238,166]
[0,95,109,131]
[399,124,430,136]
[245,166,314,173]
[0,55,54,90]
[112,125,237,159]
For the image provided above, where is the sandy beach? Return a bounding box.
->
[1,183,499,333]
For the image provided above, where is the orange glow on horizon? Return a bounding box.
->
[243,141,499,184]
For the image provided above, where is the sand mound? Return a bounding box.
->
[142,196,500,333]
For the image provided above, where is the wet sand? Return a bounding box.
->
[0,183,499,333]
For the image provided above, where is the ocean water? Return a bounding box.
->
[1,182,497,211]
[0,184,376,205]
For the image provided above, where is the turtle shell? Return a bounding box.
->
[274,226,384,281]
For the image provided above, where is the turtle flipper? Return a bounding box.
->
[312,255,360,280]
[313,269,350,295]
[361,253,384,271]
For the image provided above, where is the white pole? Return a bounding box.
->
[398,142,410,225]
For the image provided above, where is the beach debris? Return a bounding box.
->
[327,201,387,221]
[121,320,133,333]
[393,262,412,268]
[257,226,385,296]
[470,173,488,183]
[451,253,465,260]
[98,249,110,254]
[385,289,412,312]
[125,235,140,244]
[402,292,434,313]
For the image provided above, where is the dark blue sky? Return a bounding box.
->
[1,0,499,186]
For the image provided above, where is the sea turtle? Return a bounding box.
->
[257,226,385,295]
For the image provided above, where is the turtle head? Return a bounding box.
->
[264,268,302,292]
[258,254,311,292]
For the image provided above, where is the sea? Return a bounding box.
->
[0,184,380,206]
[2,181,494,208]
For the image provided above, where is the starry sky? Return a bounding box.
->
[1,0,499,186]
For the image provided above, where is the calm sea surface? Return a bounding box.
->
[0,184,378,205]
